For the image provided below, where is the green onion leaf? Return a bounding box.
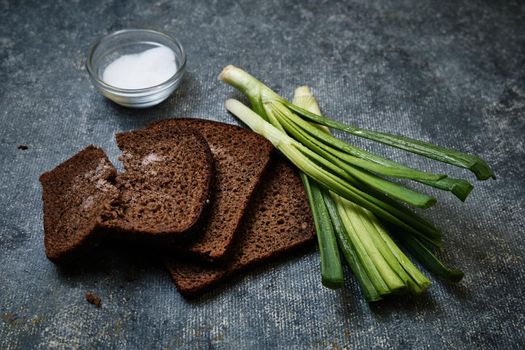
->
[334,196,406,293]
[269,101,446,182]
[419,177,473,202]
[284,102,495,180]
[369,219,431,294]
[304,178,344,289]
[331,194,391,295]
[276,112,436,208]
[225,99,442,247]
[397,235,464,282]
[322,191,382,301]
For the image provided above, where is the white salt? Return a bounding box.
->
[102,46,177,89]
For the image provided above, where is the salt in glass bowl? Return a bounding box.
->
[86,29,186,108]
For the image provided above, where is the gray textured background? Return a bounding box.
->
[1,0,524,349]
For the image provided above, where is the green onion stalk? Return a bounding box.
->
[221,65,477,286]
[294,86,431,300]
[293,88,344,289]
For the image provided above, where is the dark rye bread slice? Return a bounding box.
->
[148,118,273,260]
[166,156,316,295]
[100,126,213,240]
[39,146,119,262]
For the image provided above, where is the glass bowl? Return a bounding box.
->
[86,29,186,108]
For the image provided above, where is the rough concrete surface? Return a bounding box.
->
[1,0,524,349]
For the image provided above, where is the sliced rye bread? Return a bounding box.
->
[147,118,273,260]
[166,155,316,296]
[39,146,119,262]
[100,126,213,241]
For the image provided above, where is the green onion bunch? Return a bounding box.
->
[220,65,493,301]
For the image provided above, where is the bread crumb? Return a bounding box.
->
[141,153,162,166]
[85,292,102,308]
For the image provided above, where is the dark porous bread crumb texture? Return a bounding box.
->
[166,155,316,296]
[85,292,102,308]
[39,146,119,262]
[100,125,214,239]
[148,118,273,260]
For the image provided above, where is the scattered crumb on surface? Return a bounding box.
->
[31,315,44,325]
[85,292,102,308]
[17,144,28,150]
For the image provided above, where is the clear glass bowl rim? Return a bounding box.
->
[86,28,186,94]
